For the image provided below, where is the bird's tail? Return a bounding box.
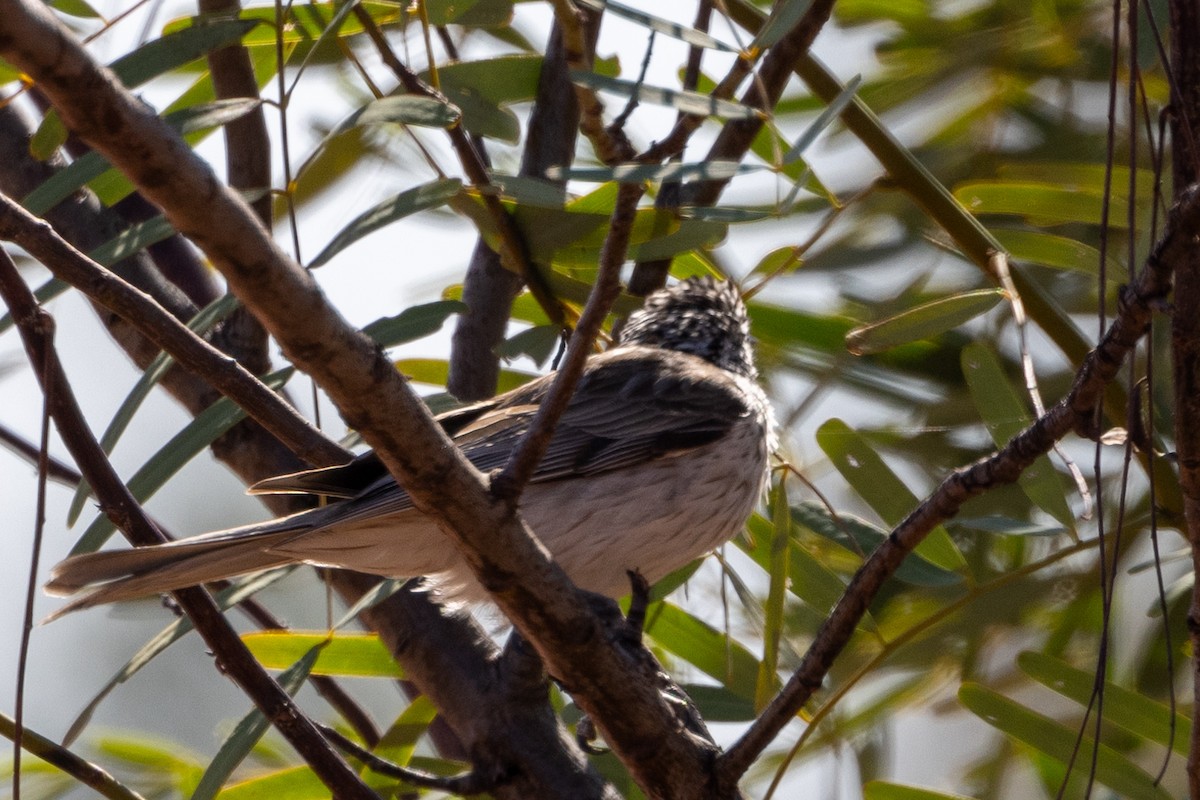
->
[45,519,308,619]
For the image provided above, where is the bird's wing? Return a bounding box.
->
[253,347,752,529]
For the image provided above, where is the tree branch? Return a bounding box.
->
[349,4,564,328]
[716,184,1199,786]
[0,192,347,467]
[448,17,596,401]
[0,249,378,800]
[492,182,641,501]
[0,4,724,794]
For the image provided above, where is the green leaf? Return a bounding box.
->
[361,300,467,346]
[1018,651,1190,755]
[741,513,855,615]
[165,3,402,48]
[362,697,439,792]
[643,602,763,700]
[575,0,736,51]
[683,684,756,722]
[953,181,1120,227]
[992,229,1105,274]
[114,19,261,86]
[548,160,762,184]
[428,54,543,142]
[961,343,1073,528]
[24,100,263,215]
[756,481,791,711]
[570,71,762,120]
[496,324,563,368]
[425,0,514,26]
[215,765,325,800]
[958,682,1172,800]
[88,215,178,268]
[308,179,463,268]
[845,289,1004,355]
[791,502,962,587]
[241,632,404,678]
[49,0,102,17]
[784,74,862,163]
[864,782,979,800]
[192,645,321,800]
[752,0,816,49]
[332,95,461,135]
[71,368,294,555]
[815,419,967,572]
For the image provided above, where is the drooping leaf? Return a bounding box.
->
[308,179,463,268]
[961,342,1073,528]
[958,683,1171,800]
[191,645,322,800]
[241,632,404,678]
[816,419,968,572]
[845,289,1003,355]
[1018,651,1189,755]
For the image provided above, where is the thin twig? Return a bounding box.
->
[350,3,564,327]
[0,192,348,468]
[13,319,52,800]
[492,182,643,501]
[0,249,379,800]
[319,724,492,794]
[717,184,1200,785]
[0,713,148,800]
[0,419,80,486]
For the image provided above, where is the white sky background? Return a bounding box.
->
[0,3,1068,797]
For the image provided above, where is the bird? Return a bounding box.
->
[46,276,775,614]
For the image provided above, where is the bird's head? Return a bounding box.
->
[619,276,757,379]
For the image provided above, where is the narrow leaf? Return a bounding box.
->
[961,343,1073,527]
[71,369,294,555]
[308,179,462,268]
[575,0,736,51]
[570,71,762,120]
[1018,651,1189,755]
[190,645,321,800]
[242,632,403,678]
[958,683,1172,800]
[68,294,240,525]
[845,289,1004,355]
[816,419,967,571]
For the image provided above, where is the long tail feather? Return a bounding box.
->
[45,520,308,618]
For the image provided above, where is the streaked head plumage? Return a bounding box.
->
[619,276,756,379]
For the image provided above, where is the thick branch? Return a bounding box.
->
[0,250,378,800]
[493,182,641,500]
[0,193,346,467]
[1168,2,1200,793]
[448,18,595,401]
[0,4,725,794]
[717,185,1199,785]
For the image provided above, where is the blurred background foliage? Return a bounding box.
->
[0,0,1188,798]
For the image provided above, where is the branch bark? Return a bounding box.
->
[1168,2,1200,794]
[0,4,726,795]
[0,249,379,800]
[717,185,1200,786]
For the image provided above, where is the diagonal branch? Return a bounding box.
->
[0,249,378,800]
[0,192,347,468]
[0,3,726,794]
[493,182,642,500]
[716,184,1200,785]
[349,4,564,328]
